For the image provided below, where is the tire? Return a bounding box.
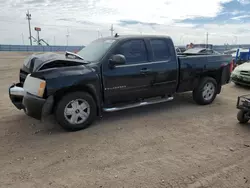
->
[55,91,97,131]
[237,110,249,124]
[192,77,217,105]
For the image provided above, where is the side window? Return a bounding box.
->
[150,39,171,61]
[117,40,147,64]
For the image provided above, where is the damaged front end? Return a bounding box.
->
[8,54,42,111]
[8,52,88,120]
[9,77,54,120]
[9,83,25,110]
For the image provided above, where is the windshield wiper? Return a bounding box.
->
[65,51,85,61]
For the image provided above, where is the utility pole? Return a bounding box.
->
[97,30,103,38]
[37,29,40,45]
[139,23,142,35]
[21,33,24,45]
[66,28,69,46]
[234,36,238,45]
[206,32,208,48]
[110,24,114,37]
[54,36,56,45]
[26,10,32,46]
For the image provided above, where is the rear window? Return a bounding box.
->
[150,39,171,61]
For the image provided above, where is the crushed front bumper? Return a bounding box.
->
[231,75,250,86]
[9,83,54,120]
[9,83,25,110]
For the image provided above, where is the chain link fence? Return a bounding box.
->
[0,45,84,52]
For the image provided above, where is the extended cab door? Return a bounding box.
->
[144,38,178,96]
[102,39,156,104]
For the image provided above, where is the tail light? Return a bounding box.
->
[229,60,233,72]
[221,60,234,73]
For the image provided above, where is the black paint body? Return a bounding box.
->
[11,35,232,120]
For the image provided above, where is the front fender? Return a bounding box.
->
[30,65,102,115]
[50,82,102,116]
[30,65,98,95]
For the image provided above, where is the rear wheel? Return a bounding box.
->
[237,110,249,124]
[193,77,217,105]
[55,91,97,131]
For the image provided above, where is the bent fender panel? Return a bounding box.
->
[51,82,102,116]
[47,73,101,114]
[28,64,102,114]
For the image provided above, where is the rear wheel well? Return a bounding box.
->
[196,72,221,93]
[52,86,99,114]
[203,72,220,84]
[192,76,218,105]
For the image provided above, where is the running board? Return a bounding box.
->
[103,96,174,112]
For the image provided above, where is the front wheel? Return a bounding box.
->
[237,110,249,124]
[55,91,97,131]
[192,77,218,105]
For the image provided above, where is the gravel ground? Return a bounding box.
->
[1,52,250,188]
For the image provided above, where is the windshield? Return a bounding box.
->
[77,38,116,62]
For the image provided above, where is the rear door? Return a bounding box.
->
[144,38,178,96]
[102,39,156,104]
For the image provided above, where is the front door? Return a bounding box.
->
[102,39,155,104]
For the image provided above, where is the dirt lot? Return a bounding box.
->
[1,52,250,188]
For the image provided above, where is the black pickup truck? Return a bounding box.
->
[9,35,232,131]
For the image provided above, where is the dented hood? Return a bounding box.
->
[22,52,87,72]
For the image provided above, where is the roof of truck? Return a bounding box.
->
[100,34,172,40]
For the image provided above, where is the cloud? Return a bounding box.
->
[231,14,250,19]
[230,10,246,15]
[93,0,232,24]
[237,0,250,4]
[0,0,250,46]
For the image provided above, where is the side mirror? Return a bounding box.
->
[109,54,126,68]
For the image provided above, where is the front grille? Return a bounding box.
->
[240,70,250,76]
[232,76,250,85]
[19,69,29,84]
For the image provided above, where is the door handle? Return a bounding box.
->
[140,68,152,74]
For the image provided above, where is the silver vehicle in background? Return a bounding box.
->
[182,47,221,55]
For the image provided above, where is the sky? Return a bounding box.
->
[0,0,250,46]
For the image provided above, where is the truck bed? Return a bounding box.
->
[176,54,232,93]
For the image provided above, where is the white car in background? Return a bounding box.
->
[231,61,250,86]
